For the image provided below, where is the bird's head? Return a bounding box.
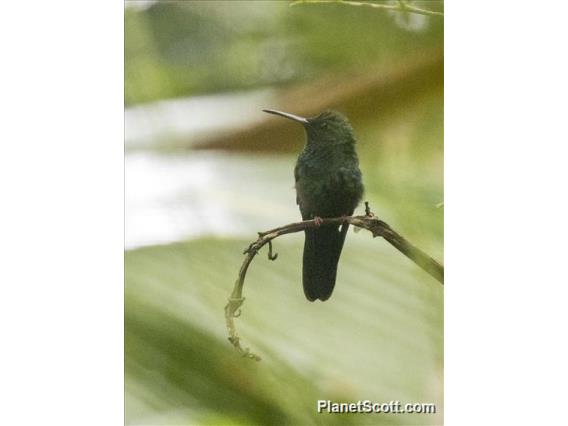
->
[263,109,356,146]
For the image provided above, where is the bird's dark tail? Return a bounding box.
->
[302,223,349,301]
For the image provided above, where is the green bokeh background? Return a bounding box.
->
[125,1,443,425]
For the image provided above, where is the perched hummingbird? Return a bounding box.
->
[263,109,364,302]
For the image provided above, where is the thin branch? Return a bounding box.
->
[225,205,443,360]
[290,0,444,17]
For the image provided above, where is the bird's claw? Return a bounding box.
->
[313,216,323,227]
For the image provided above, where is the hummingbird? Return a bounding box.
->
[263,109,364,301]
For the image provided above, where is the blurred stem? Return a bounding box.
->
[290,0,444,17]
[225,204,444,361]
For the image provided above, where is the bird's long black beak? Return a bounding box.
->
[263,109,309,125]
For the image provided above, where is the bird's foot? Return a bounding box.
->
[313,216,323,227]
[340,214,349,224]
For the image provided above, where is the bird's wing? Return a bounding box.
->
[294,162,311,220]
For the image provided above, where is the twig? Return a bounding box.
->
[225,205,443,361]
[290,0,444,18]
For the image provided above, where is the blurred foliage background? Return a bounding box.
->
[125,1,443,425]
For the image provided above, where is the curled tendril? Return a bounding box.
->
[267,240,278,261]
